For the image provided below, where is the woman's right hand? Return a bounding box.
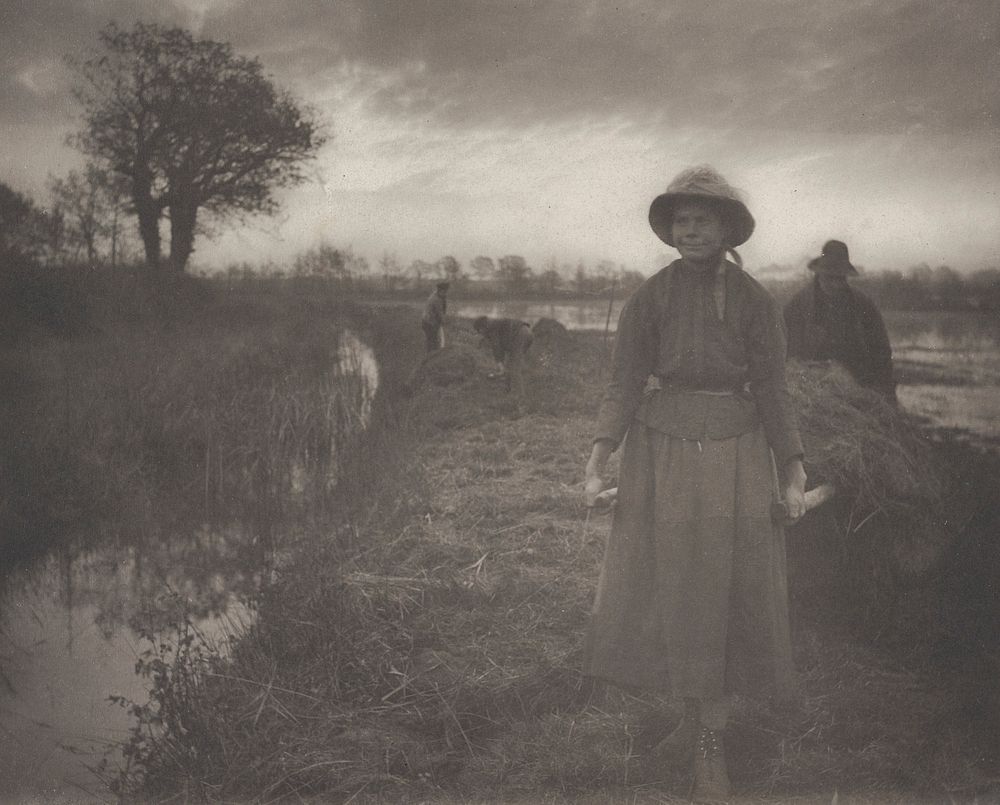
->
[584,440,613,507]
[584,471,604,508]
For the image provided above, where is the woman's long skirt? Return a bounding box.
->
[582,420,797,701]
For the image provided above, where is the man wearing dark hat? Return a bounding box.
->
[421,281,450,353]
[783,240,897,403]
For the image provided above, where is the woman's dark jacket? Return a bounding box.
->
[594,259,803,468]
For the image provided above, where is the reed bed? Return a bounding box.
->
[1,268,390,565]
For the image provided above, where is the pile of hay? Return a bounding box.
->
[407,345,478,389]
[531,317,569,340]
[786,360,943,528]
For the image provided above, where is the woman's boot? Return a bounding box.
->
[629,706,697,785]
[652,713,698,764]
[690,726,731,803]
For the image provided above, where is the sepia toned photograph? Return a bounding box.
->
[1,1,998,802]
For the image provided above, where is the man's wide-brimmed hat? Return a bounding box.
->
[808,240,858,276]
[648,165,755,247]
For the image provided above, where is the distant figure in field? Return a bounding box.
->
[783,240,897,404]
[422,281,450,353]
[472,316,533,398]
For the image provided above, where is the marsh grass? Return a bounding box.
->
[1,267,408,568]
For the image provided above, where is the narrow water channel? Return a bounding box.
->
[0,330,379,802]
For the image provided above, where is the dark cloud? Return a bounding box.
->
[208,0,999,135]
[0,0,190,122]
[2,0,995,136]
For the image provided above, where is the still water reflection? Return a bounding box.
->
[452,300,624,331]
[884,310,1000,444]
[0,329,378,802]
[0,538,254,801]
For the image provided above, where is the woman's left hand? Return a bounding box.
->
[585,440,613,508]
[782,459,808,523]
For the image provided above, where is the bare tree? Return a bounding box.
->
[437,255,462,283]
[408,259,434,285]
[294,243,346,278]
[346,252,369,280]
[378,251,401,291]
[469,255,496,280]
[69,22,327,273]
[48,164,130,264]
[0,183,45,261]
[538,268,562,296]
[497,254,532,295]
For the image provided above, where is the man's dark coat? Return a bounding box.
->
[783,279,896,401]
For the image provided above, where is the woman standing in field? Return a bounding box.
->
[583,165,807,802]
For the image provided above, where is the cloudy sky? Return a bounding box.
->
[1,0,997,275]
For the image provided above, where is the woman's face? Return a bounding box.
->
[672,201,727,266]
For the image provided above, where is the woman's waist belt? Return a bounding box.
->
[673,388,738,396]
[646,377,751,395]
[636,384,759,440]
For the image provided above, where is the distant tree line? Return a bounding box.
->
[219,248,1000,308]
[6,186,997,310]
[217,247,649,299]
[853,265,1000,311]
[770,265,1000,312]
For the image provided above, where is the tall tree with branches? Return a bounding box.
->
[69,22,327,273]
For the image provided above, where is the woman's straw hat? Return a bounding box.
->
[648,165,755,247]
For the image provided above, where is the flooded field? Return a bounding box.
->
[887,309,1000,446]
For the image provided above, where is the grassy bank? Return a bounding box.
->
[98,304,1000,803]
[0,266,423,570]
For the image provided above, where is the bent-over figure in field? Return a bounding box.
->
[421,281,450,353]
[472,316,533,398]
[583,165,807,802]
[783,240,897,404]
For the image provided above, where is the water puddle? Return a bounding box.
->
[0,328,379,801]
